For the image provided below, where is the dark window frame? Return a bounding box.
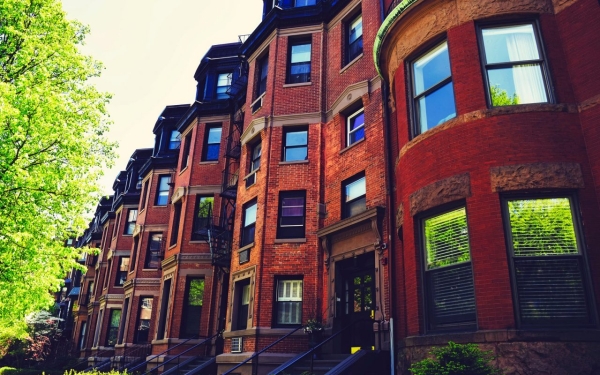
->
[135,297,153,344]
[345,13,363,64]
[105,308,121,347]
[155,175,171,206]
[476,19,554,108]
[283,126,308,162]
[140,179,149,210]
[123,209,137,235]
[409,39,456,138]
[273,275,303,328]
[170,202,182,247]
[114,257,129,287]
[501,193,597,328]
[241,199,258,247]
[168,130,181,150]
[215,72,232,100]
[180,132,192,170]
[192,196,214,240]
[277,191,306,239]
[180,277,205,338]
[346,106,365,147]
[144,232,162,269]
[256,54,269,98]
[287,38,312,84]
[342,172,366,219]
[418,202,477,332]
[202,124,222,162]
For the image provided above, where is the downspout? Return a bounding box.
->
[378,0,397,374]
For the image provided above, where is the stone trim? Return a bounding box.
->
[326,80,369,121]
[278,24,323,37]
[327,0,362,30]
[227,266,257,332]
[247,29,277,64]
[222,327,307,338]
[490,163,584,192]
[409,173,471,216]
[241,117,267,146]
[272,112,322,127]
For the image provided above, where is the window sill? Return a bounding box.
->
[279,160,309,166]
[142,268,159,271]
[178,166,189,175]
[199,161,219,165]
[274,238,307,243]
[339,137,365,155]
[340,53,363,74]
[238,243,254,253]
[283,82,312,88]
[122,234,133,237]
[168,243,177,250]
[189,240,207,244]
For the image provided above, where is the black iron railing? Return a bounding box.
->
[222,326,305,375]
[115,344,152,371]
[127,336,199,374]
[142,332,221,375]
[269,319,380,375]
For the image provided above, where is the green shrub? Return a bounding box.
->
[61,370,128,375]
[0,367,18,375]
[409,341,503,375]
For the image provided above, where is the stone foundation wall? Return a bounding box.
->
[397,332,600,375]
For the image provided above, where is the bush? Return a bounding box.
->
[61,370,128,375]
[409,341,503,375]
[0,367,18,375]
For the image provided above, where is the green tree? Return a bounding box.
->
[490,85,519,106]
[410,341,503,375]
[0,0,115,339]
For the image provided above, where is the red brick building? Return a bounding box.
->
[72,0,600,373]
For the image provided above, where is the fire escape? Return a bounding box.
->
[201,43,248,271]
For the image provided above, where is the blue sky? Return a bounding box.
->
[61,0,263,194]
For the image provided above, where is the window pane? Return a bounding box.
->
[482,24,539,64]
[286,130,307,146]
[348,110,365,145]
[488,65,547,105]
[295,0,316,6]
[217,73,232,86]
[424,207,470,269]
[345,176,366,202]
[413,42,451,95]
[349,16,362,44]
[197,197,213,218]
[346,197,366,217]
[508,198,578,256]
[207,127,222,144]
[417,81,456,133]
[187,279,204,306]
[291,44,311,63]
[285,147,307,161]
[159,176,170,191]
[349,111,364,131]
[205,144,220,161]
[169,131,180,149]
[245,202,257,226]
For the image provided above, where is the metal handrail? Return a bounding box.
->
[116,343,152,371]
[81,347,116,372]
[128,336,199,374]
[223,325,305,375]
[142,332,221,375]
[269,319,379,375]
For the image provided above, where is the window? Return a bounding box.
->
[346,107,365,146]
[411,41,456,136]
[140,179,149,210]
[503,196,594,327]
[106,309,121,346]
[78,321,87,350]
[124,209,137,235]
[192,196,213,240]
[135,297,153,343]
[202,125,222,161]
[170,202,182,246]
[112,211,121,238]
[156,279,171,340]
[181,278,204,338]
[156,175,170,206]
[246,142,262,188]
[287,40,311,84]
[283,127,308,162]
[480,23,549,106]
[93,309,103,347]
[168,130,181,150]
[346,14,363,63]
[180,132,192,170]
[145,233,162,269]
[130,237,139,272]
[256,55,269,98]
[233,279,251,330]
[117,298,129,345]
[295,0,316,6]
[421,206,476,331]
[241,200,257,247]
[277,191,306,239]
[275,279,303,326]
[115,257,129,286]
[216,72,232,100]
[342,173,366,219]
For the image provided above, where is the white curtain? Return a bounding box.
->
[506,29,547,103]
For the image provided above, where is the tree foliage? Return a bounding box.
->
[490,85,519,106]
[0,0,115,337]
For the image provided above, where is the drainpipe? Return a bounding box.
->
[379,0,397,374]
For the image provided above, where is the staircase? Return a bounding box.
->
[284,353,351,375]
[162,356,216,375]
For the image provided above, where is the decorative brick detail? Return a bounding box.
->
[396,203,404,228]
[490,163,584,192]
[409,173,471,216]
